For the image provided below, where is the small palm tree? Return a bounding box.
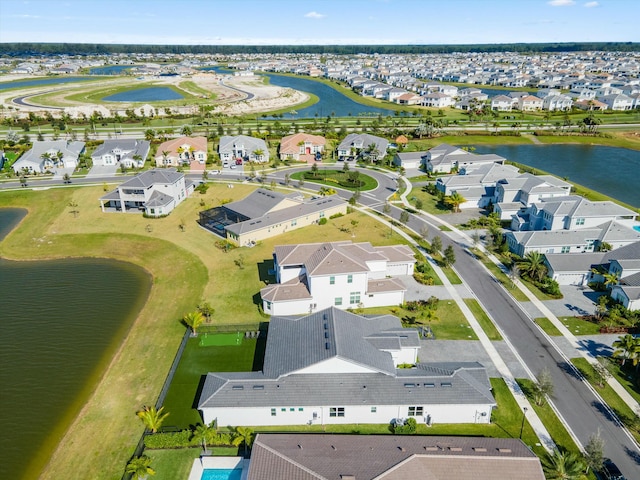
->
[612,334,640,367]
[518,251,548,283]
[193,422,217,453]
[126,455,155,480]
[183,311,205,335]
[444,192,466,213]
[541,449,585,480]
[602,272,619,289]
[232,426,255,457]
[136,405,169,433]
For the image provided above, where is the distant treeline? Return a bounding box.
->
[0,42,639,56]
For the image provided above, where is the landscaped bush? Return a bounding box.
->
[329,212,344,219]
[318,217,328,225]
[413,271,435,285]
[391,417,417,434]
[144,430,194,449]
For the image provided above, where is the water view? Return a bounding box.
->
[0,209,152,480]
[89,65,132,75]
[0,76,96,91]
[103,86,184,102]
[473,144,640,208]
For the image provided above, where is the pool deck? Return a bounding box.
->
[188,456,248,480]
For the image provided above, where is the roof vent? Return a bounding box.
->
[448,447,463,452]
[297,444,303,449]
[497,448,512,453]
[324,323,328,330]
[473,447,487,452]
[424,446,439,451]
[340,476,355,480]
[398,446,406,452]
[325,332,329,339]
[325,342,331,350]
[331,445,337,450]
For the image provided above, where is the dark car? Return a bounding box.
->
[600,458,625,480]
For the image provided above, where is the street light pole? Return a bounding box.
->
[519,406,528,439]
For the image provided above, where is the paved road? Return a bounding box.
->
[4,164,639,477]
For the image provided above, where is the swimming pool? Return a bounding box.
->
[634,226,640,233]
[201,468,242,480]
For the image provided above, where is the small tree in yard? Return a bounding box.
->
[420,225,429,240]
[197,301,214,323]
[399,210,410,224]
[183,311,205,335]
[592,359,610,388]
[532,367,554,406]
[542,449,585,480]
[383,202,391,214]
[126,455,155,480]
[415,198,423,210]
[431,236,442,255]
[443,245,456,266]
[584,429,605,474]
[136,405,169,433]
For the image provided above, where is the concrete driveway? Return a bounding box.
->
[87,164,118,177]
[399,275,473,302]
[519,285,605,319]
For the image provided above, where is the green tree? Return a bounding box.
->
[443,245,456,266]
[414,198,423,210]
[193,422,217,453]
[284,173,291,186]
[532,367,554,406]
[181,124,192,136]
[136,405,169,433]
[197,301,214,322]
[583,430,605,474]
[383,202,391,214]
[342,160,350,172]
[602,272,619,289]
[232,426,255,457]
[310,162,319,177]
[125,455,155,480]
[444,191,466,213]
[399,210,410,224]
[541,449,585,480]
[183,311,205,335]
[612,334,640,366]
[62,173,71,184]
[431,236,442,255]
[517,251,548,283]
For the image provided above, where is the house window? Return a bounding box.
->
[329,407,345,417]
[335,297,343,306]
[330,276,335,285]
[575,218,585,226]
[319,211,325,218]
[408,406,424,416]
[265,301,272,310]
[291,219,297,227]
[290,407,295,412]
[281,408,286,412]
[561,246,570,253]
[371,406,377,413]
[347,274,353,284]
[349,292,361,304]
[271,408,276,416]
[298,407,304,412]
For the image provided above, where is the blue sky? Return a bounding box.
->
[0,0,637,45]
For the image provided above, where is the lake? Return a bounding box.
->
[0,76,97,91]
[103,86,184,102]
[89,65,133,75]
[473,144,640,208]
[0,208,152,480]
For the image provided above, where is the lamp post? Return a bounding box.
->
[519,407,528,439]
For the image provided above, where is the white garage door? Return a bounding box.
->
[555,273,586,286]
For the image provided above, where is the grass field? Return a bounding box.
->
[290,169,379,191]
[464,299,503,341]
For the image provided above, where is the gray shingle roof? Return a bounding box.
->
[91,139,150,160]
[118,168,183,188]
[544,253,606,274]
[145,190,174,208]
[222,188,301,219]
[219,135,268,155]
[248,434,544,480]
[337,133,389,153]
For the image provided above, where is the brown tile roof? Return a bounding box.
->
[280,133,327,155]
[155,136,207,156]
[367,277,406,293]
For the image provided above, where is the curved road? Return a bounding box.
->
[2,165,639,477]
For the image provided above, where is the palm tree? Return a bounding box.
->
[126,455,155,480]
[183,311,205,335]
[136,405,169,433]
[602,272,619,289]
[193,422,217,453]
[232,426,255,457]
[252,149,265,162]
[612,334,640,366]
[517,251,548,283]
[444,192,466,213]
[541,449,585,480]
[161,150,170,166]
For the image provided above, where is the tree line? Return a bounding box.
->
[2,42,639,56]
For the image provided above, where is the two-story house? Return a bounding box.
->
[99,168,193,217]
[154,136,207,170]
[279,133,326,162]
[336,134,389,162]
[260,241,415,316]
[91,139,150,169]
[219,135,269,164]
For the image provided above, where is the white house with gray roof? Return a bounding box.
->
[336,133,389,162]
[99,168,192,216]
[198,307,495,427]
[260,241,415,316]
[91,139,150,168]
[12,140,85,174]
[199,189,347,246]
[219,135,269,163]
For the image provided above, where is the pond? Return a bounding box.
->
[88,65,133,75]
[0,208,152,480]
[103,86,184,102]
[0,76,97,91]
[472,144,640,208]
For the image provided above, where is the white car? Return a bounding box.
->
[208,169,222,175]
[222,162,230,168]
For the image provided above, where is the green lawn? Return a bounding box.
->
[162,336,264,430]
[571,358,640,444]
[475,254,530,302]
[145,447,240,480]
[602,357,640,404]
[533,317,563,336]
[364,299,477,340]
[464,299,502,341]
[557,316,601,336]
[516,379,581,455]
[290,169,378,191]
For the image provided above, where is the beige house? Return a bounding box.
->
[279,133,326,163]
[154,136,207,171]
[198,189,348,246]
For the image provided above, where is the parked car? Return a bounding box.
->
[222,162,230,168]
[230,164,237,169]
[600,459,625,480]
[208,169,221,175]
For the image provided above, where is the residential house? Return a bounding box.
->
[494,175,573,222]
[198,307,495,427]
[611,285,640,310]
[247,434,544,480]
[91,139,150,169]
[395,92,422,105]
[491,95,515,111]
[12,140,85,174]
[393,151,427,170]
[198,189,347,247]
[99,168,193,216]
[543,94,573,111]
[336,133,389,162]
[574,99,608,111]
[601,93,634,111]
[422,92,455,108]
[279,133,326,162]
[154,136,207,170]
[219,135,269,164]
[260,241,415,316]
[517,95,543,111]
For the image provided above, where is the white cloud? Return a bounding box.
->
[304,11,326,19]
[548,0,575,6]
[584,1,599,7]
